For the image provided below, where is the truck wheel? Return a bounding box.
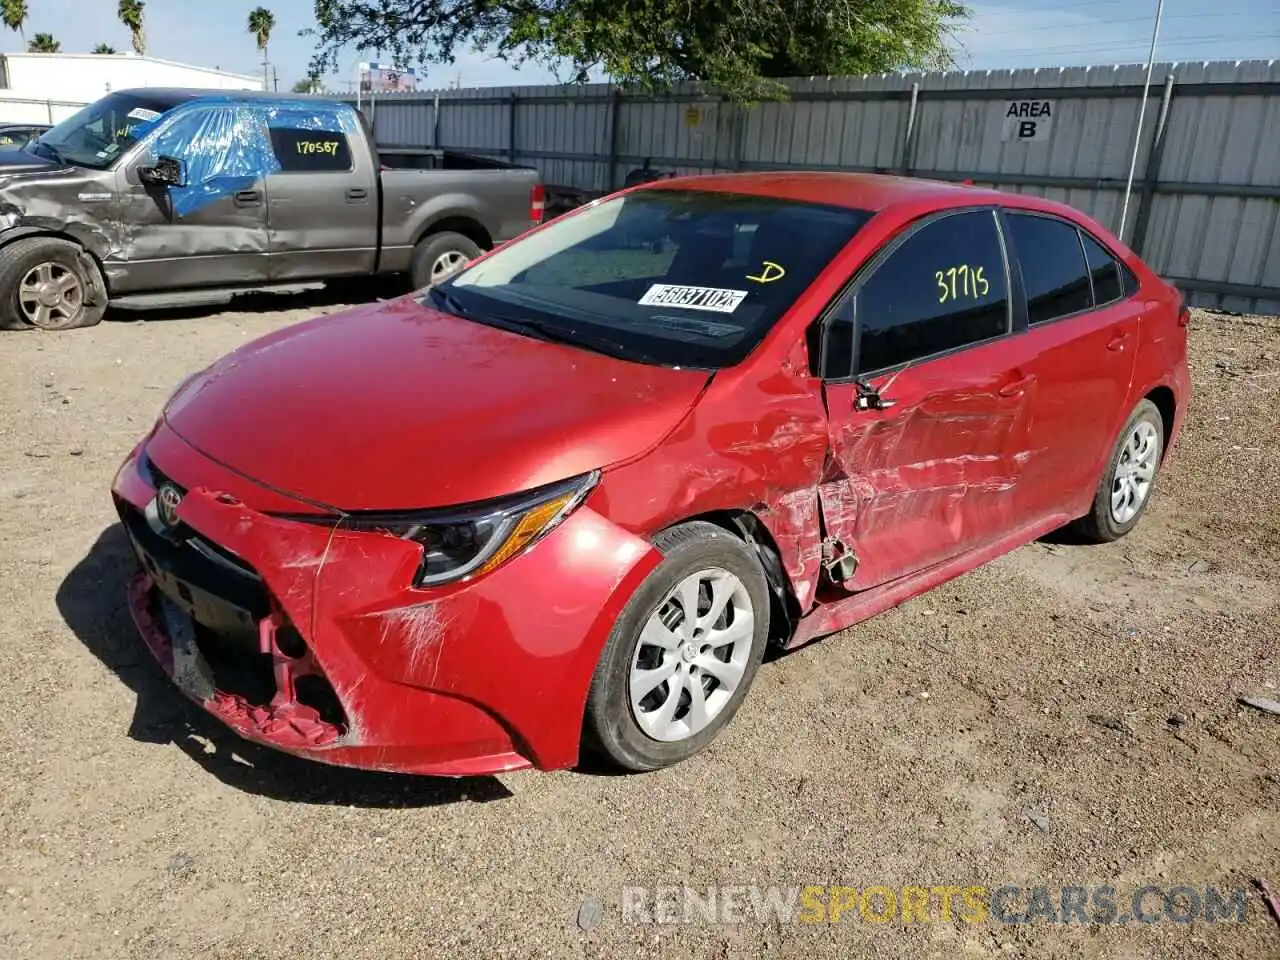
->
[0,237,107,331]
[410,231,482,289]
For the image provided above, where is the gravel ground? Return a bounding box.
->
[0,300,1277,960]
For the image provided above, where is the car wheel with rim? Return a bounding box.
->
[409,231,483,290]
[0,237,107,331]
[1072,398,1165,542]
[583,521,770,772]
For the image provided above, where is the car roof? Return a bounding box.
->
[642,171,1012,214]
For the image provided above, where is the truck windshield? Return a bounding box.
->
[440,189,873,369]
[31,92,180,170]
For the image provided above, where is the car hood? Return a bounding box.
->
[163,295,712,511]
[0,148,60,173]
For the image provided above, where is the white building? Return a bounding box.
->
[0,52,263,124]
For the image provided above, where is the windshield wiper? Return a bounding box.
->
[427,285,671,366]
[32,141,65,165]
[426,284,469,317]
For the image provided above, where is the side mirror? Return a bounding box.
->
[138,155,187,188]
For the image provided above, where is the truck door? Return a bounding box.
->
[113,104,271,293]
[261,113,378,280]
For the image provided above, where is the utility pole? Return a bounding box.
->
[1118,0,1167,241]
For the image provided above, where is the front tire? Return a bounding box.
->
[409,231,483,290]
[583,521,770,772]
[1072,398,1165,543]
[0,237,107,331]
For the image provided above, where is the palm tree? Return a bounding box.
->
[27,31,59,53]
[1,0,27,44]
[91,42,117,54]
[117,0,145,55]
[247,7,275,88]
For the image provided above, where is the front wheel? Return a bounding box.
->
[0,237,107,331]
[1072,398,1165,542]
[583,521,770,772]
[409,231,483,290]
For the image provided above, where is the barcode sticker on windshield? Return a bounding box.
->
[128,108,162,122]
[638,284,748,314]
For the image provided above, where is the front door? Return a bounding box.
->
[112,104,271,294]
[998,210,1141,521]
[261,116,378,281]
[816,208,1038,590]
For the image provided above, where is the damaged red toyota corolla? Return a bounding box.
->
[111,172,1192,775]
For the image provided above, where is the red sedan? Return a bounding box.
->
[111,172,1192,775]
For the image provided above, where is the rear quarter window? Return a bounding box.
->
[268,127,354,172]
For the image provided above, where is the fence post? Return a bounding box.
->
[432,93,440,148]
[607,87,622,191]
[1129,73,1176,257]
[899,81,920,176]
[508,92,519,163]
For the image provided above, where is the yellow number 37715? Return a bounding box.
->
[935,265,990,304]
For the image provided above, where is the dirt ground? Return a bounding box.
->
[0,297,1277,960]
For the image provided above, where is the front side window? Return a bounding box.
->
[854,210,1010,375]
[1005,212,1092,324]
[441,189,873,368]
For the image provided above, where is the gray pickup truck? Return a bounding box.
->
[0,88,544,330]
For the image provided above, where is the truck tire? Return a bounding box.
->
[0,237,107,331]
[409,231,483,290]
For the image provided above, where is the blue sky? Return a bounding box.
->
[5,0,1278,90]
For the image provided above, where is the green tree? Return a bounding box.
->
[307,0,969,101]
[1,0,27,43]
[117,0,145,55]
[291,77,315,93]
[91,42,117,54]
[27,31,58,53]
[248,7,276,88]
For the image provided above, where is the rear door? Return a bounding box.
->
[998,210,1141,522]
[816,207,1040,590]
[262,116,378,280]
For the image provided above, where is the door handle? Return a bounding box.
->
[233,190,262,207]
[1106,331,1130,352]
[998,373,1037,397]
[346,187,369,201]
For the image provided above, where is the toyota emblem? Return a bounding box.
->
[156,483,183,529]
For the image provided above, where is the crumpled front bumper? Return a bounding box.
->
[111,424,661,776]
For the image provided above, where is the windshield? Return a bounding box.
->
[440,188,873,369]
[31,92,181,169]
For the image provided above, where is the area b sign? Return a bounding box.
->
[1001,100,1054,142]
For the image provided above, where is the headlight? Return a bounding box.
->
[339,471,599,587]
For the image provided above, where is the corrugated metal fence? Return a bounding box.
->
[340,60,1280,313]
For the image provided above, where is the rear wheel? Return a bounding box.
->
[0,237,107,331]
[409,231,483,289]
[1072,398,1165,542]
[583,521,770,772]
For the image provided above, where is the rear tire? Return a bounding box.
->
[0,237,107,331]
[583,521,770,772]
[409,231,483,290]
[1071,398,1165,543]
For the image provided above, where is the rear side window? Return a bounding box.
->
[268,127,353,172]
[1081,232,1124,305]
[1005,213,1092,324]
[854,210,1009,374]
